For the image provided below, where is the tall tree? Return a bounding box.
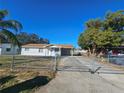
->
[16,32,50,44]
[0,10,22,45]
[78,10,124,56]
[86,19,102,29]
[104,11,124,32]
[0,10,22,70]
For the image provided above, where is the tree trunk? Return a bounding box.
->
[87,47,91,56]
[92,44,96,56]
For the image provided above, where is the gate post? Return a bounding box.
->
[11,55,15,71]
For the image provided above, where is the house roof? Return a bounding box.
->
[54,44,73,48]
[21,44,73,49]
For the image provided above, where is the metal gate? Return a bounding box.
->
[0,55,61,72]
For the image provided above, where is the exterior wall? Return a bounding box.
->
[50,46,61,56]
[21,45,73,56]
[21,47,61,56]
[0,44,19,55]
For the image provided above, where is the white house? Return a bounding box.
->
[21,44,73,56]
[0,43,19,55]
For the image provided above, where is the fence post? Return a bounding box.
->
[108,53,110,63]
[54,54,57,72]
[11,55,15,71]
[53,54,60,73]
[56,55,60,71]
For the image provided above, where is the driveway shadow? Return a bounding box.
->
[0,76,50,93]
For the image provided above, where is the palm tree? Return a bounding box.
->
[0,10,22,45]
[0,10,22,70]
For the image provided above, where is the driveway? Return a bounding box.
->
[36,56,124,93]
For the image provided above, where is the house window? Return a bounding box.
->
[25,48,29,51]
[50,48,54,52]
[6,48,11,52]
[55,48,59,51]
[39,48,43,52]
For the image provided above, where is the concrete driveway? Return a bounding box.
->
[36,56,124,93]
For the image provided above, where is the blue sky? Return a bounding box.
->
[0,0,124,47]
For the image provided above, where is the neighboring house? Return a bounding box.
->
[0,43,19,55]
[21,44,73,56]
[73,48,87,56]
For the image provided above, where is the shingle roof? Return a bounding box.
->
[22,44,73,49]
[22,44,47,48]
[54,44,73,48]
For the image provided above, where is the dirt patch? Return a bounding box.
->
[0,68,54,93]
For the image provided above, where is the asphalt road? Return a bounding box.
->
[36,56,124,93]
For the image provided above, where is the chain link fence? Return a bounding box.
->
[0,55,61,72]
[107,55,124,65]
[98,55,124,66]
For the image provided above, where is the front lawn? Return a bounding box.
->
[0,68,54,93]
[0,55,55,93]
